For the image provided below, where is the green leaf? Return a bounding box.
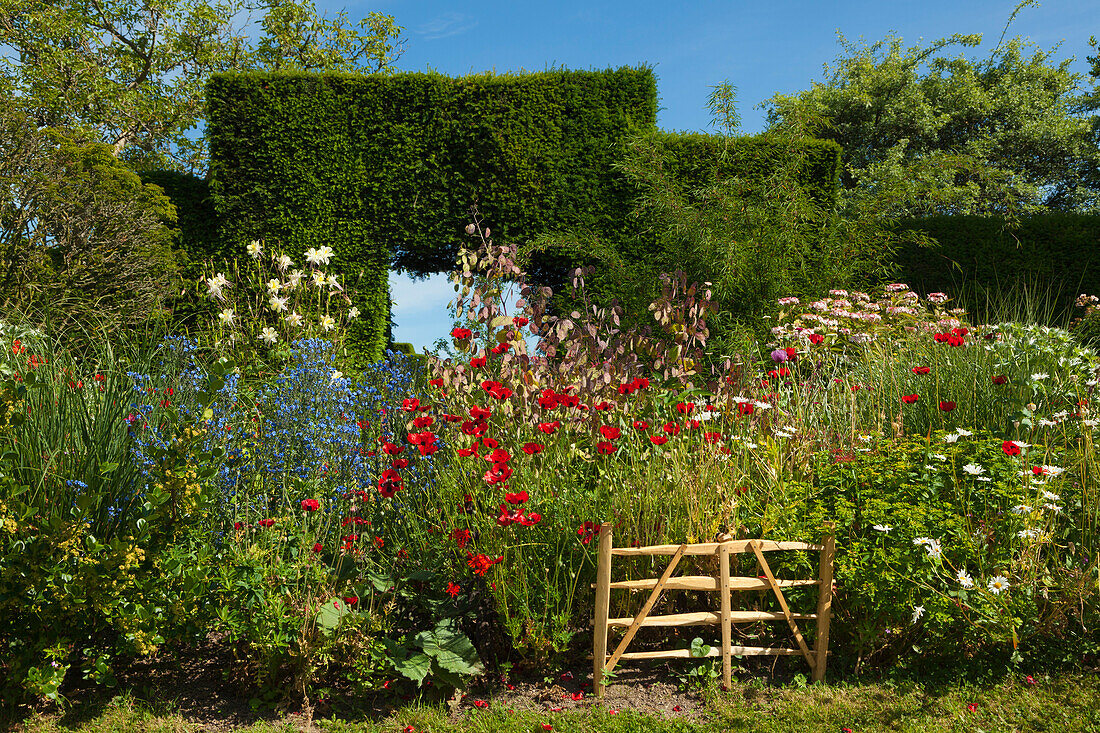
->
[316,596,350,634]
[413,622,484,677]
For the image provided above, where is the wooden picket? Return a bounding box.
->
[592,522,836,698]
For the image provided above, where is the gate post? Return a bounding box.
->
[593,522,613,699]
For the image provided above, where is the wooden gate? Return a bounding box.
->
[592,522,836,698]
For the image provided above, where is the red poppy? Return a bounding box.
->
[538,390,559,409]
[596,441,617,455]
[452,327,472,339]
[391,458,409,469]
[599,425,621,440]
[967,703,978,712]
[676,402,695,415]
[649,435,668,446]
[617,383,635,395]
[518,511,541,526]
[258,518,275,528]
[343,596,358,606]
[312,542,323,553]
[992,375,1008,385]
[538,420,560,435]
[470,356,487,368]
[301,498,319,511]
[557,393,580,408]
[429,378,444,387]
[456,446,476,458]
[703,431,722,444]
[911,366,931,375]
[785,346,798,360]
[482,437,500,449]
[662,422,681,435]
[442,413,461,422]
[808,333,824,345]
[522,442,544,455]
[901,394,920,404]
[593,401,612,411]
[446,582,461,597]
[505,491,528,505]
[689,419,701,430]
[470,405,492,420]
[378,469,403,497]
[412,415,433,429]
[633,420,649,431]
[737,402,754,416]
[451,529,471,548]
[939,401,956,412]
[1031,465,1046,476]
[473,700,489,709]
[513,316,529,327]
[1002,440,1021,456]
[401,398,420,412]
[483,463,513,484]
[952,327,969,337]
[234,521,244,530]
[373,536,384,549]
[486,448,511,463]
[577,521,597,544]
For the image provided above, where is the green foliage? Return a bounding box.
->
[761,3,1100,219]
[206,67,658,278]
[0,337,229,704]
[137,171,223,280]
[889,213,1100,323]
[0,0,406,173]
[552,84,922,352]
[0,109,181,345]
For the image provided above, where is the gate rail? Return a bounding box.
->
[592,522,836,698]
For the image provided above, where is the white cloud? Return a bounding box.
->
[414,12,477,41]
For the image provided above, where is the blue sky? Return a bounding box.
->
[306,0,1098,352]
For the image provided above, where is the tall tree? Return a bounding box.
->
[760,1,1100,220]
[0,0,405,173]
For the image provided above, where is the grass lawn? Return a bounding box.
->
[12,673,1100,733]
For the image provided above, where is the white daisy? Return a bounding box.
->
[872,524,892,533]
[987,576,1009,594]
[957,569,974,588]
[962,463,985,475]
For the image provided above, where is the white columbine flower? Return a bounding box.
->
[911,606,925,623]
[206,273,229,298]
[285,312,304,327]
[287,270,304,288]
[312,270,327,289]
[269,295,288,313]
[348,306,360,319]
[321,315,336,331]
[872,524,892,533]
[275,254,293,271]
[330,370,343,383]
[267,278,282,295]
[325,273,342,291]
[304,245,334,267]
[987,576,1010,594]
[962,463,985,476]
[260,327,278,344]
[218,308,235,326]
[247,240,263,258]
[957,569,974,588]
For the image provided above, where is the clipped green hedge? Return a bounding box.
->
[137,171,222,280]
[889,214,1100,319]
